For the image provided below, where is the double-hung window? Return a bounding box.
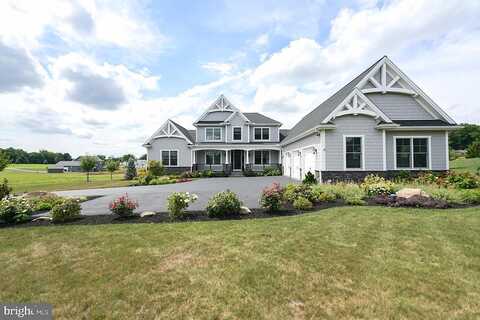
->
[205,127,222,141]
[254,127,270,141]
[254,151,270,165]
[161,150,178,166]
[395,137,429,169]
[345,136,363,169]
[205,151,221,165]
[233,127,242,141]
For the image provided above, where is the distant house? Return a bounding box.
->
[47,160,103,173]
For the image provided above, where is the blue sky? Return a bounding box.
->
[0,0,479,157]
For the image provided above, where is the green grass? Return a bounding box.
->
[1,207,479,319]
[451,157,480,174]
[7,163,48,171]
[0,168,132,193]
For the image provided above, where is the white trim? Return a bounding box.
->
[193,95,238,124]
[343,135,365,171]
[320,130,326,171]
[322,88,392,124]
[225,110,250,123]
[393,136,432,170]
[204,127,223,142]
[160,149,179,167]
[445,131,449,170]
[253,127,271,141]
[382,129,386,171]
[144,119,193,145]
[232,126,243,142]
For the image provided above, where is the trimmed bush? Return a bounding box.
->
[0,197,33,223]
[460,189,480,205]
[243,168,257,177]
[445,172,479,189]
[263,167,281,176]
[361,174,395,196]
[0,178,12,201]
[293,196,313,210]
[283,183,315,203]
[302,171,317,184]
[109,194,138,217]
[51,199,81,222]
[260,183,284,211]
[29,193,64,212]
[148,160,164,177]
[318,191,337,202]
[206,190,242,218]
[124,158,137,180]
[167,192,198,219]
[149,177,175,185]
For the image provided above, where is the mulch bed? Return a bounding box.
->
[0,201,346,229]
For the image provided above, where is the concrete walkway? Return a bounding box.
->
[54,176,295,215]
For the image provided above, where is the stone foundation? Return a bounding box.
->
[321,170,448,183]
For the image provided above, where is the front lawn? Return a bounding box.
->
[0,168,133,193]
[451,157,480,174]
[1,206,479,319]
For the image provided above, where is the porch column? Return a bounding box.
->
[245,150,250,164]
[225,150,229,164]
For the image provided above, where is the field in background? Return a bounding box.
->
[1,164,131,193]
[450,158,480,174]
[0,206,479,319]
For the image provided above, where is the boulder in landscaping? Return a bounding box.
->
[140,211,156,218]
[240,206,251,215]
[396,188,429,199]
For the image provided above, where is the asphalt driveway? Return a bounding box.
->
[54,176,295,215]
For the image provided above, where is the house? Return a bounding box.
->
[144,56,459,181]
[47,159,103,173]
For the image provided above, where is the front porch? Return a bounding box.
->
[191,148,282,175]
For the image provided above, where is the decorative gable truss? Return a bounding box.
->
[356,56,455,123]
[194,94,239,124]
[143,120,193,146]
[224,110,251,124]
[322,88,392,124]
[357,57,416,96]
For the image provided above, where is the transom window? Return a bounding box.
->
[161,150,178,166]
[205,127,222,141]
[205,151,221,165]
[254,127,270,140]
[233,127,242,141]
[345,136,363,169]
[254,151,270,165]
[395,137,429,169]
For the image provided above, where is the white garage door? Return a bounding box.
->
[303,150,316,179]
[292,152,301,180]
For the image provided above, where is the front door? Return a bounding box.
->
[233,150,243,171]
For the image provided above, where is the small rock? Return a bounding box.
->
[140,211,156,218]
[240,206,251,215]
[396,188,429,199]
[32,216,52,221]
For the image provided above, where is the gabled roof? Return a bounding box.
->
[279,129,290,141]
[391,120,455,126]
[281,57,381,145]
[244,112,281,125]
[170,120,195,142]
[143,119,194,146]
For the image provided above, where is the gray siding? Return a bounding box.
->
[366,93,434,120]
[249,125,280,143]
[386,131,447,170]
[325,115,383,171]
[147,137,192,167]
[225,113,249,143]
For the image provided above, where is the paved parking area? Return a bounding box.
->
[55,176,295,215]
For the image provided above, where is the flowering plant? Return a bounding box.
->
[109,194,139,217]
[0,196,33,223]
[260,182,284,212]
[167,192,198,219]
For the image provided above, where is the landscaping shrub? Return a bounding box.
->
[243,168,257,177]
[429,188,465,205]
[149,177,175,185]
[0,197,33,223]
[206,190,242,218]
[444,172,479,189]
[293,196,313,210]
[283,183,315,203]
[318,191,337,202]
[29,193,64,212]
[109,194,139,217]
[167,192,198,219]
[263,167,281,176]
[361,174,395,196]
[393,170,412,182]
[394,195,448,209]
[201,170,214,178]
[466,140,480,158]
[50,199,81,222]
[302,171,317,185]
[460,189,480,205]
[124,158,137,180]
[415,172,440,185]
[0,178,12,201]
[147,160,164,177]
[310,185,337,202]
[260,183,284,211]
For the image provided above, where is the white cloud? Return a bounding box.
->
[202,62,236,75]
